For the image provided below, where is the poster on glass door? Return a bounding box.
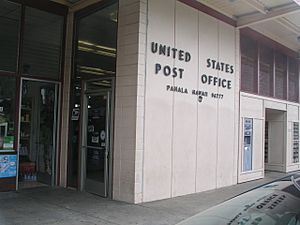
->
[0,154,17,178]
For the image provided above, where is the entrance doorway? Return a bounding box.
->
[67,0,118,192]
[80,79,112,197]
[264,109,286,172]
[18,79,59,189]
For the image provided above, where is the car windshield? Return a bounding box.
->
[178,174,300,225]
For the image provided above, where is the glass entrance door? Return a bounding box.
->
[82,89,111,197]
[19,79,58,189]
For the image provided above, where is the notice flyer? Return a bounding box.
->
[3,136,14,150]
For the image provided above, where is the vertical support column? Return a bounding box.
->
[59,11,74,187]
[273,50,276,98]
[135,0,147,203]
[257,44,260,94]
[234,29,241,183]
[286,56,289,100]
[113,0,147,203]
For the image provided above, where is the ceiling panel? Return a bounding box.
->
[198,0,256,18]
[198,0,300,51]
[49,0,300,51]
[251,19,300,50]
[259,0,295,8]
[284,11,300,27]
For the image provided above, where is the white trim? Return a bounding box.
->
[241,92,300,107]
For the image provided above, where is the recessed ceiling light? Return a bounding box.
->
[293,0,300,6]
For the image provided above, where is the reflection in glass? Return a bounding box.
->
[86,147,105,182]
[0,0,21,72]
[86,95,107,183]
[22,7,63,78]
[19,80,58,188]
[86,79,112,90]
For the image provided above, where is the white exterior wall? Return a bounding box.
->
[239,93,300,183]
[113,0,299,204]
[239,95,264,182]
[142,0,239,202]
[265,110,286,172]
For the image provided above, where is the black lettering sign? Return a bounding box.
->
[151,42,192,62]
[155,63,185,79]
[151,42,193,79]
[201,74,232,89]
[206,58,234,74]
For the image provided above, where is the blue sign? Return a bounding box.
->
[0,154,17,178]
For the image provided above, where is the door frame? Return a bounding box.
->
[17,78,61,190]
[79,78,114,198]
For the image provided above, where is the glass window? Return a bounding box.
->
[241,36,258,93]
[241,33,298,103]
[274,52,287,100]
[22,7,63,79]
[0,76,16,151]
[76,3,118,79]
[288,58,299,102]
[259,45,274,97]
[67,80,81,188]
[0,0,21,72]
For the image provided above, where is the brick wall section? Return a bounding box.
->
[113,0,147,203]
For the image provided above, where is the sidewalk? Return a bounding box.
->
[0,172,289,225]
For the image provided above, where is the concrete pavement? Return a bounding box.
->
[0,172,291,225]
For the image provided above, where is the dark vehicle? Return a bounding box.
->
[178,173,300,225]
